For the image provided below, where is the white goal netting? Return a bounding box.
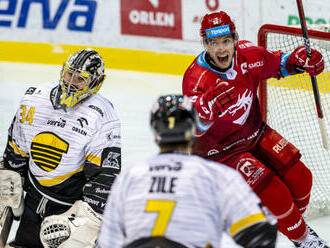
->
[258,24,330,219]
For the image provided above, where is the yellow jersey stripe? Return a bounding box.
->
[33,159,57,168]
[31,144,63,154]
[31,150,61,160]
[32,154,60,164]
[85,154,101,166]
[40,165,55,172]
[38,163,85,186]
[9,140,28,157]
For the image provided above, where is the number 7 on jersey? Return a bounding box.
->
[145,200,176,236]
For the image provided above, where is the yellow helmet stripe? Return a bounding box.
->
[229,212,266,237]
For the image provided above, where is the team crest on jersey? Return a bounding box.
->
[30,132,69,172]
[221,89,253,125]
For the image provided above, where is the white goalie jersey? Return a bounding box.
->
[3,83,121,213]
[97,153,268,248]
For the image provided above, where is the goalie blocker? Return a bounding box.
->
[0,168,24,248]
[0,169,24,219]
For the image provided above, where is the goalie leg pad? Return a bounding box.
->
[0,170,24,218]
[281,161,312,213]
[258,176,307,241]
[13,193,45,248]
[256,126,301,176]
[223,152,274,194]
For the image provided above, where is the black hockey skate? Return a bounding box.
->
[292,224,329,248]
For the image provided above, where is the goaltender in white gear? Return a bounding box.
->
[96,95,277,248]
[2,49,121,248]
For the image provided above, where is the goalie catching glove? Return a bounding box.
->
[285,46,324,76]
[40,200,102,248]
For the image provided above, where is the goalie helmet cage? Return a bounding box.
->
[258,24,330,219]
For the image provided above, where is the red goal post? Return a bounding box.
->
[257,24,330,218]
[258,24,330,122]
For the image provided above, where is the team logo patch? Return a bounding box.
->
[101,147,121,170]
[30,132,69,172]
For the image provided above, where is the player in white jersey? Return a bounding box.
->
[96,94,277,248]
[1,48,121,248]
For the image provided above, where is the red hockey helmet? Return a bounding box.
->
[200,11,236,39]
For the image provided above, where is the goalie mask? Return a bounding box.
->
[54,48,106,109]
[150,95,197,145]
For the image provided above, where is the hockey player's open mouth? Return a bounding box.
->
[217,55,229,63]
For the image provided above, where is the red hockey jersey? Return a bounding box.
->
[183,40,281,161]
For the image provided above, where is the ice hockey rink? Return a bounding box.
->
[0,62,329,247]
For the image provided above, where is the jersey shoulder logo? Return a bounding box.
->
[25,87,37,95]
[101,147,121,170]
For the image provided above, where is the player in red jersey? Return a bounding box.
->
[182,11,328,248]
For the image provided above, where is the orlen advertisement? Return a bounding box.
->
[120,0,182,39]
[0,0,328,54]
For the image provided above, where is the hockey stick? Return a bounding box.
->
[0,207,13,248]
[296,0,329,150]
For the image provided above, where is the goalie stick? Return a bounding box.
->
[0,207,13,248]
[296,0,329,150]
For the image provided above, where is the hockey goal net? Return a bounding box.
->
[258,24,330,219]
